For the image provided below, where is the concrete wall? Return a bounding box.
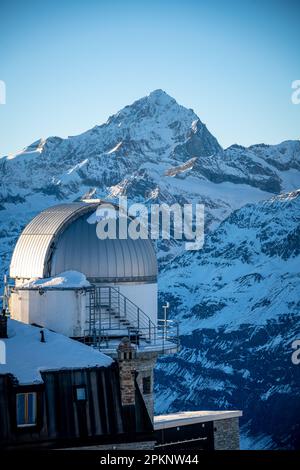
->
[213,417,240,450]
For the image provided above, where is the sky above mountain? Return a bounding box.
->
[0,0,299,156]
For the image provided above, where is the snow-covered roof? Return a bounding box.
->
[19,270,91,290]
[0,319,113,385]
[154,411,243,430]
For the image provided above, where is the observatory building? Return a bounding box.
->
[9,201,179,420]
[1,201,242,450]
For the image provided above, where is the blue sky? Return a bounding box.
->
[0,0,299,156]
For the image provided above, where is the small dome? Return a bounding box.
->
[10,202,157,283]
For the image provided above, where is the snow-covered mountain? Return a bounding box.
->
[0,89,299,448]
[155,190,300,449]
[1,90,299,272]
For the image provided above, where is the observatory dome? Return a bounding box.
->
[10,202,157,283]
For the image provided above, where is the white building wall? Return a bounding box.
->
[116,283,158,326]
[10,289,88,337]
[10,282,158,338]
[10,290,30,324]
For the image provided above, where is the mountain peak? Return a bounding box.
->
[146,89,176,105]
[104,88,199,140]
[148,88,167,97]
[129,89,178,112]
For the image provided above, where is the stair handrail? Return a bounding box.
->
[87,285,156,341]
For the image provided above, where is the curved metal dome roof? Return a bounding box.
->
[10,202,157,283]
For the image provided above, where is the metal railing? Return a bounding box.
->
[87,285,156,333]
[84,286,180,353]
[84,322,180,353]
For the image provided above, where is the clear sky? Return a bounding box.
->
[0,0,299,156]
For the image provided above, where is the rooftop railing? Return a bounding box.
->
[84,286,180,354]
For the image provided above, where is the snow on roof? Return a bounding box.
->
[0,319,113,385]
[19,270,91,289]
[154,411,243,430]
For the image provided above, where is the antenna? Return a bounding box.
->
[2,275,10,315]
[162,302,170,320]
[162,302,170,341]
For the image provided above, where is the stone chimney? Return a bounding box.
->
[117,337,137,407]
[0,309,7,338]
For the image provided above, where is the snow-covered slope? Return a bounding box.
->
[156,190,300,449]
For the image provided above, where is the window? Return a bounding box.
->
[142,376,151,395]
[74,386,87,401]
[16,392,37,427]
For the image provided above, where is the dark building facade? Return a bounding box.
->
[0,363,153,449]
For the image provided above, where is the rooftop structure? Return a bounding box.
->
[154,411,243,450]
[8,201,179,423]
[4,201,242,450]
[9,202,178,349]
[0,319,153,449]
[10,202,157,283]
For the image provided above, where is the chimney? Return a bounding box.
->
[0,309,7,339]
[40,330,45,343]
[117,337,136,407]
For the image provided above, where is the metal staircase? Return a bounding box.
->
[84,286,179,353]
